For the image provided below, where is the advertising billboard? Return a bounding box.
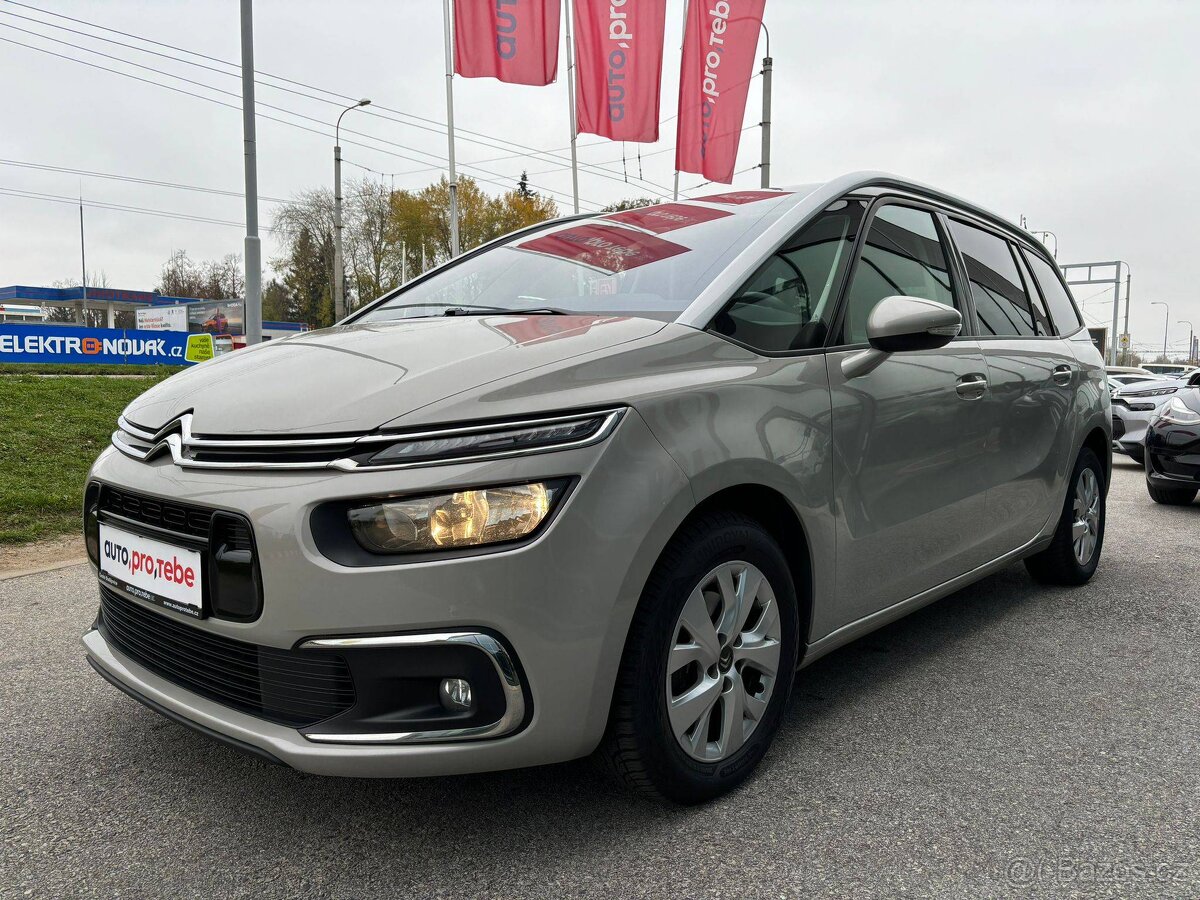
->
[0,324,215,366]
[187,301,243,336]
[136,305,188,332]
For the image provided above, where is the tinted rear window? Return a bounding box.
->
[949,220,1040,337]
[1022,249,1083,334]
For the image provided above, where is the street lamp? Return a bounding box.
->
[1150,301,1169,360]
[1179,320,1195,365]
[333,98,371,321]
[1030,229,1058,259]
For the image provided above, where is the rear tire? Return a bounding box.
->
[1147,482,1197,506]
[601,512,799,804]
[1025,448,1105,585]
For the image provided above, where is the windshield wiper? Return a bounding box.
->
[442,305,569,316]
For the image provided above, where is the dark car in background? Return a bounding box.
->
[1145,386,1200,506]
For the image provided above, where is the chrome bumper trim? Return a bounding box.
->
[299,631,527,745]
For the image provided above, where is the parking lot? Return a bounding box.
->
[2,457,1196,898]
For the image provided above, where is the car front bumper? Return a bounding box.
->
[1145,421,1200,488]
[1111,401,1165,455]
[82,409,693,776]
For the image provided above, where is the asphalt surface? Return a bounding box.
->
[2,459,1197,899]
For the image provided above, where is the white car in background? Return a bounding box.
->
[1140,363,1198,379]
[1107,373,1157,396]
[1111,371,1200,462]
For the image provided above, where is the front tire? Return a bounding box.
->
[1025,448,1105,585]
[601,512,799,804]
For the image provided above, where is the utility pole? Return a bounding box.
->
[239,0,262,345]
[1179,320,1194,365]
[333,99,371,322]
[77,192,86,326]
[442,0,461,257]
[1151,301,1169,359]
[759,23,771,189]
[1122,267,1132,364]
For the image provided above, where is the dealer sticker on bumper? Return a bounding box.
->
[98,522,203,618]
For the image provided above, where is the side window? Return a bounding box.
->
[1013,249,1055,335]
[712,199,866,352]
[839,205,958,345]
[949,219,1040,337]
[1023,248,1083,334]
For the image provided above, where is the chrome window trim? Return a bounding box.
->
[298,631,526,744]
[111,409,625,472]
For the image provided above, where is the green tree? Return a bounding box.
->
[388,176,557,268]
[601,198,656,212]
[274,226,335,329]
[155,250,244,300]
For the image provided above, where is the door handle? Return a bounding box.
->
[1052,364,1074,386]
[956,373,988,399]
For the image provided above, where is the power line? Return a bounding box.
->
[0,25,593,209]
[0,185,244,227]
[0,157,294,205]
[0,1,676,199]
[0,32,602,212]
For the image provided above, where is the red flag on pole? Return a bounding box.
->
[675,0,766,184]
[572,0,667,142]
[453,0,561,86]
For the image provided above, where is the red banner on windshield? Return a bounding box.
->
[604,202,732,234]
[694,189,790,205]
[518,224,688,272]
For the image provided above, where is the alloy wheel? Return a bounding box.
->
[1071,467,1101,565]
[665,561,782,762]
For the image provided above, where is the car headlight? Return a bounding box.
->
[1154,396,1200,426]
[1120,386,1178,398]
[356,410,623,468]
[348,480,568,554]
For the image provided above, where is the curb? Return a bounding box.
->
[0,557,89,582]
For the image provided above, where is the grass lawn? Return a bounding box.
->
[0,372,176,543]
[0,363,186,377]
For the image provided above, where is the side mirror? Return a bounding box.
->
[842,295,962,379]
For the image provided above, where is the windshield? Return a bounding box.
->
[354,192,806,324]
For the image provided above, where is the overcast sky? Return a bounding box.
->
[1,0,1197,354]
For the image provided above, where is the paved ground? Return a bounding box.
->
[2,459,1197,899]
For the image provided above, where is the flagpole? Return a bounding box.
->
[442,0,461,257]
[564,0,581,213]
[672,0,691,200]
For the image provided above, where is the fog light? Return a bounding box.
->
[440,677,474,712]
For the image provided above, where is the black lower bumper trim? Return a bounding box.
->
[87,653,285,767]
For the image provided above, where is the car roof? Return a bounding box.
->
[771,172,1046,257]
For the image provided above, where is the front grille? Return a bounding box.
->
[99,485,213,540]
[1112,415,1126,440]
[99,587,355,727]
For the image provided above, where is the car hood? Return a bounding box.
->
[123,315,667,435]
